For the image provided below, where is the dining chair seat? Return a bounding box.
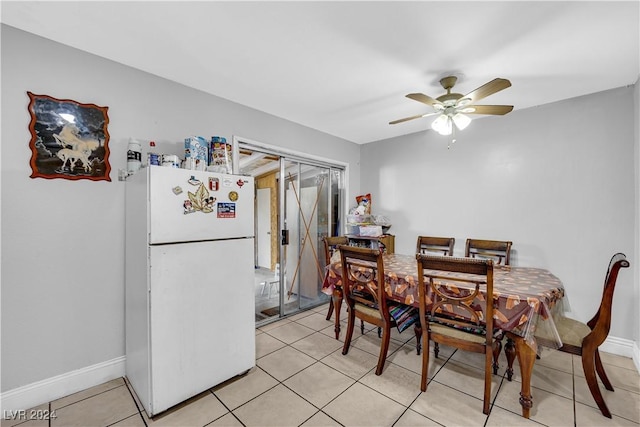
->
[429,322,487,344]
[354,302,383,319]
[543,316,592,350]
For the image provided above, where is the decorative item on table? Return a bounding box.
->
[184,136,208,171]
[208,136,233,174]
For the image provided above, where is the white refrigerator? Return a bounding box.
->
[125,166,255,417]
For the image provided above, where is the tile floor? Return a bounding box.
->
[4,304,639,427]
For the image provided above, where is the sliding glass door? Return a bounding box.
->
[238,141,344,324]
[281,159,333,316]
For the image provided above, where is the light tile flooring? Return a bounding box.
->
[4,304,639,427]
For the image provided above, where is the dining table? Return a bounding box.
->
[322,252,565,419]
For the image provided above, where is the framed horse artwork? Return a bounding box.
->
[27,92,111,181]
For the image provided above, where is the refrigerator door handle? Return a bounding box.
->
[281,229,289,245]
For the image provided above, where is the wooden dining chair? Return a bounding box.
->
[417,236,455,256]
[322,236,349,321]
[465,238,512,374]
[412,236,456,355]
[535,252,630,418]
[339,245,396,375]
[465,238,512,265]
[417,254,496,414]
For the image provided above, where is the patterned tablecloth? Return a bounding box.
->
[322,253,566,349]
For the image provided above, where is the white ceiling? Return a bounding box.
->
[2,1,639,144]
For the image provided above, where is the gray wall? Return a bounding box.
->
[0,25,360,392]
[361,85,637,343]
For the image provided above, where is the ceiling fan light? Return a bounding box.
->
[452,113,471,130]
[432,114,453,135]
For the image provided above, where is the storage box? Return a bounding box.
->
[347,214,372,224]
[345,224,360,235]
[359,225,383,237]
[184,136,208,171]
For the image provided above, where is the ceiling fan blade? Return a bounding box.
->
[459,78,511,104]
[389,112,438,125]
[465,105,514,115]
[406,93,442,107]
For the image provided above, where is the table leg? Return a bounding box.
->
[507,333,537,419]
[414,324,422,355]
[505,337,516,381]
[332,287,343,340]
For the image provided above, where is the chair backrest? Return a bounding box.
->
[417,254,494,339]
[586,253,630,344]
[338,245,388,312]
[416,236,455,256]
[465,238,512,266]
[323,236,349,264]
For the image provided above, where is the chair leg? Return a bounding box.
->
[342,309,356,356]
[421,329,430,392]
[361,319,365,334]
[333,288,342,340]
[582,346,612,418]
[483,350,492,415]
[377,326,382,338]
[375,323,391,376]
[434,342,439,358]
[595,349,614,391]
[325,297,334,321]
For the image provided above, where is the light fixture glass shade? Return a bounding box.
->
[431,114,453,135]
[452,113,471,130]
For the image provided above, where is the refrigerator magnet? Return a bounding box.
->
[217,202,236,218]
[188,176,201,186]
[222,177,233,187]
[208,177,219,191]
[183,200,195,214]
[228,191,238,202]
[172,186,183,195]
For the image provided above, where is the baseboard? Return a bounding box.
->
[599,336,639,372]
[1,356,125,413]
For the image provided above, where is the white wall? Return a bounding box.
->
[361,86,637,346]
[0,25,360,395]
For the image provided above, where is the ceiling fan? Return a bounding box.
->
[389,76,513,138]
